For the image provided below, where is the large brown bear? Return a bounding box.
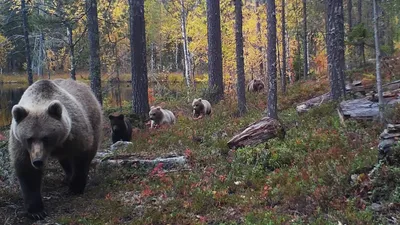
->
[247,79,265,92]
[148,106,176,128]
[192,98,212,120]
[108,113,132,144]
[8,79,103,220]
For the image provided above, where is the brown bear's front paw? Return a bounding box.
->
[68,179,86,195]
[27,209,47,220]
[62,175,72,186]
[25,198,46,220]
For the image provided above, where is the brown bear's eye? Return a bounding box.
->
[27,137,33,144]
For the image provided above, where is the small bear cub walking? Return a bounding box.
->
[192,98,212,120]
[109,113,132,144]
[149,106,176,128]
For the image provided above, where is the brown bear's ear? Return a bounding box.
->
[156,106,161,110]
[12,105,29,123]
[198,98,202,101]
[117,114,124,119]
[47,100,63,120]
[108,114,115,120]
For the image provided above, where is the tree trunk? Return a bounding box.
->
[326,0,346,100]
[86,0,102,104]
[276,37,281,85]
[66,24,76,80]
[303,0,308,78]
[129,0,150,117]
[347,0,353,69]
[37,32,45,77]
[356,0,365,66]
[180,0,192,88]
[151,42,155,74]
[286,30,291,84]
[206,0,224,103]
[175,41,179,71]
[348,0,353,30]
[266,0,278,119]
[357,0,361,24]
[281,0,287,93]
[373,0,383,122]
[21,0,33,85]
[256,0,263,77]
[234,0,246,115]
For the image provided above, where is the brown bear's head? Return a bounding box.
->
[108,113,126,132]
[11,100,71,170]
[149,106,163,122]
[253,79,265,91]
[192,98,204,114]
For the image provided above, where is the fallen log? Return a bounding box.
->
[296,92,331,113]
[295,80,400,114]
[92,153,188,170]
[227,117,285,149]
[383,80,400,91]
[380,129,400,140]
[339,97,400,120]
[340,98,379,120]
[387,124,400,133]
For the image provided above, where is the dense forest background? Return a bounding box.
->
[1,0,399,85]
[2,0,400,224]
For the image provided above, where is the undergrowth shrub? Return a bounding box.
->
[372,165,400,203]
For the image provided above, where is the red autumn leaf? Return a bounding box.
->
[105,193,112,200]
[141,186,153,198]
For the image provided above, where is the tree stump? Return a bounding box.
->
[227,117,285,149]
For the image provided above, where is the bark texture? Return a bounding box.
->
[206,0,224,103]
[129,0,150,117]
[234,0,246,115]
[266,0,278,119]
[86,0,102,104]
[326,0,346,100]
[21,0,33,85]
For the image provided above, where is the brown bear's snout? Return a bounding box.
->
[32,159,44,169]
[112,125,119,132]
[30,142,45,169]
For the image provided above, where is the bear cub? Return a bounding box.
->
[8,79,103,220]
[149,106,176,128]
[247,79,265,92]
[192,98,212,120]
[109,113,132,144]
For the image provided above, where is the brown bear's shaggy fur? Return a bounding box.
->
[8,79,103,220]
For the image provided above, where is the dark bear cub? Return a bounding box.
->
[109,113,132,144]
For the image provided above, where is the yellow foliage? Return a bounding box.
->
[0,34,12,68]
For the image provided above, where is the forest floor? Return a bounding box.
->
[1,75,400,225]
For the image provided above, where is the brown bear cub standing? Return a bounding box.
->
[108,113,132,144]
[192,98,212,120]
[148,106,176,128]
[8,79,103,220]
[247,79,265,92]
